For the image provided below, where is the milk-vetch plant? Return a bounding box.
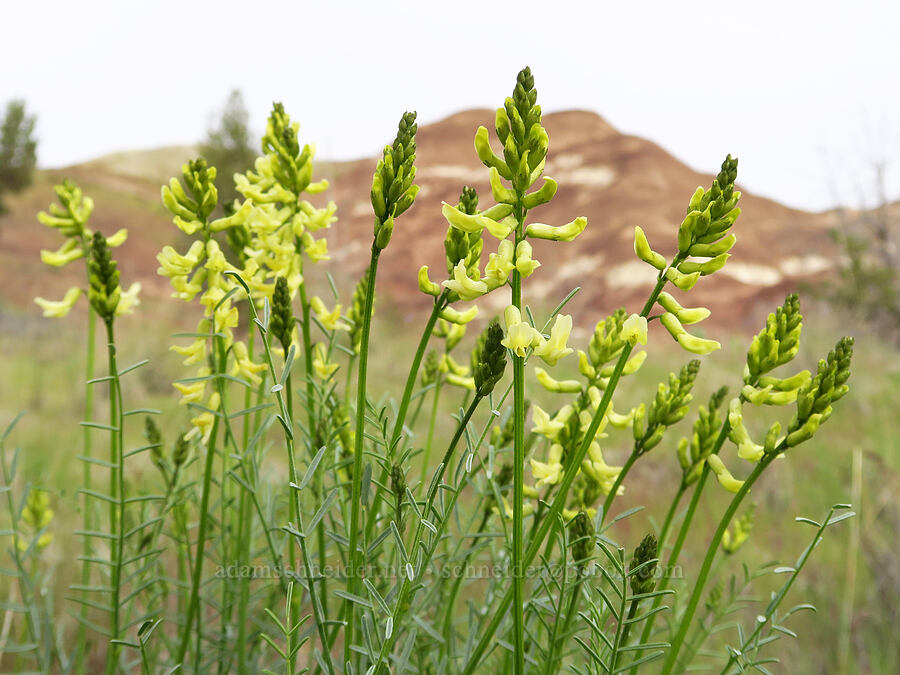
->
[14,67,859,675]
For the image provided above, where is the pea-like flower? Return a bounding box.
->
[501,305,543,357]
[530,443,563,487]
[35,287,82,318]
[707,454,744,493]
[533,314,573,365]
[531,405,566,439]
[312,343,339,379]
[514,240,541,277]
[442,260,488,301]
[525,216,587,242]
[621,313,648,346]
[310,296,348,331]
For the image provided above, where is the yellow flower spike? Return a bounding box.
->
[578,350,597,379]
[304,235,330,262]
[40,239,84,267]
[582,442,623,485]
[707,454,745,493]
[174,379,206,404]
[445,372,476,390]
[418,266,441,297]
[741,384,799,406]
[170,338,206,366]
[173,216,204,236]
[439,353,469,376]
[665,266,701,291]
[678,253,731,276]
[157,241,204,277]
[660,312,720,355]
[501,305,544,357]
[534,367,582,394]
[621,314,648,346]
[231,341,267,385]
[310,296,347,331]
[204,240,228,274]
[115,282,142,316]
[531,406,565,439]
[442,260,488,301]
[514,240,541,277]
[728,397,764,462]
[522,177,558,210]
[622,349,647,375]
[214,304,239,334]
[439,305,479,325]
[553,404,575,427]
[489,166,517,204]
[484,239,516,287]
[105,228,128,247]
[607,406,636,429]
[312,343,339,380]
[497,497,535,520]
[34,287,82,318]
[170,272,205,301]
[530,443,563,487]
[474,125,512,180]
[657,291,711,325]
[525,217,587,242]
[633,226,667,270]
[442,202,503,237]
[209,199,253,232]
[534,314,573,366]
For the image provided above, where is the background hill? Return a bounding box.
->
[0,110,840,333]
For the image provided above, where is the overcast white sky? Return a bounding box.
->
[3,0,898,211]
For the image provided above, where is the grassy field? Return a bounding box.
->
[1,282,896,672]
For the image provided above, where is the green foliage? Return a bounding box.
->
[0,99,37,212]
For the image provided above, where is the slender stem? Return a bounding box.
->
[546,563,584,673]
[462,259,681,674]
[236,329,256,674]
[297,281,319,449]
[175,354,222,666]
[345,248,380,669]
[368,396,482,671]
[104,321,125,675]
[660,456,772,674]
[422,375,443,485]
[511,212,526,675]
[364,297,446,548]
[76,306,96,675]
[612,599,640,672]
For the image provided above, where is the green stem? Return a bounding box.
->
[461,259,681,674]
[612,599,640,672]
[298,281,319,449]
[104,321,125,675]
[76,306,96,675]
[368,396,483,671]
[175,353,222,667]
[345,247,380,669]
[364,296,446,551]
[236,329,256,675]
[546,564,584,674]
[660,456,772,674]
[422,375,443,485]
[511,216,526,675]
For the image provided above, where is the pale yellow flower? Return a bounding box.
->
[442,260,488,301]
[501,305,543,357]
[35,287,82,318]
[533,314,573,366]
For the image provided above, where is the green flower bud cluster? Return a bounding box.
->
[677,386,728,486]
[585,309,629,374]
[473,320,507,397]
[347,268,373,354]
[567,510,594,564]
[722,503,755,554]
[390,463,407,499]
[225,219,252,263]
[476,66,549,194]
[269,276,295,352]
[784,336,853,449]
[676,155,741,258]
[421,349,440,387]
[745,293,803,382]
[145,416,165,474]
[161,158,218,235]
[490,413,517,452]
[371,111,419,250]
[444,187,483,278]
[88,232,121,321]
[634,360,700,455]
[262,103,316,195]
[629,534,659,595]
